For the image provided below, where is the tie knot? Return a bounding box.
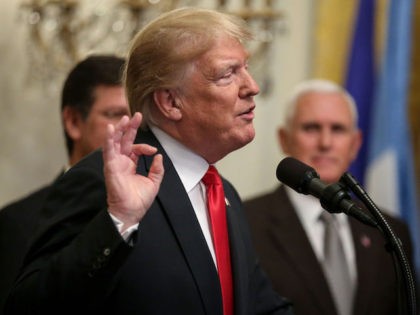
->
[319,211,336,226]
[202,165,221,186]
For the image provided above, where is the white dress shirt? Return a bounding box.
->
[151,126,216,265]
[284,186,357,285]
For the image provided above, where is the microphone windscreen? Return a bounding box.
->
[276,157,318,193]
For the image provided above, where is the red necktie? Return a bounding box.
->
[202,166,234,315]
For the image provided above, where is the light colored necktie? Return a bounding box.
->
[320,212,354,315]
[202,166,234,315]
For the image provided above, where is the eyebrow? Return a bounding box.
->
[213,58,248,76]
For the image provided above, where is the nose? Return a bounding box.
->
[319,128,332,149]
[239,69,260,98]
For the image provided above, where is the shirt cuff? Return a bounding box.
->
[108,212,139,242]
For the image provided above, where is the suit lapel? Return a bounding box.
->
[273,187,337,315]
[137,130,223,315]
[223,184,248,315]
[350,218,383,315]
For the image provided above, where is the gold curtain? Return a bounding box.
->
[311,0,389,83]
[311,0,357,84]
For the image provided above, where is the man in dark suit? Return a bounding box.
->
[244,79,414,315]
[5,8,293,315]
[0,55,129,313]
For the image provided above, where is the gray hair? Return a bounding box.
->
[283,79,358,129]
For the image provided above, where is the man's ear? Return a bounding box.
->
[278,127,290,154]
[62,107,83,141]
[350,129,363,161]
[153,89,182,121]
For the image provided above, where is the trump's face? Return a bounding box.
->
[175,35,260,163]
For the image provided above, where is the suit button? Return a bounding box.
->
[92,261,101,269]
[103,248,111,256]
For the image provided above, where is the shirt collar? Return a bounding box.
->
[285,185,323,224]
[150,125,209,193]
[284,185,348,226]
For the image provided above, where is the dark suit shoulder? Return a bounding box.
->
[243,186,291,220]
[0,185,52,226]
[67,149,104,174]
[351,208,413,258]
[0,168,65,221]
[377,211,413,267]
[244,187,281,207]
[380,211,410,236]
[0,181,59,315]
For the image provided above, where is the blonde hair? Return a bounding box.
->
[123,7,253,129]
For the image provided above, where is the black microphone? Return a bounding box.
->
[276,157,378,228]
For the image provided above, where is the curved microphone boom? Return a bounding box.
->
[276,157,378,228]
[276,157,417,315]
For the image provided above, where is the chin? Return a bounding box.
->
[319,174,340,184]
[231,136,254,153]
[243,132,255,146]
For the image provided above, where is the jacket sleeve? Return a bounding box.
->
[5,157,133,315]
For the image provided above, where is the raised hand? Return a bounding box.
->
[103,112,164,231]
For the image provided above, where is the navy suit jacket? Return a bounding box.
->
[5,130,292,315]
[244,185,414,315]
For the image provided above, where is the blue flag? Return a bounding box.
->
[345,0,375,186]
[365,0,420,279]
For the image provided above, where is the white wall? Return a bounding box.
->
[0,0,313,207]
[0,1,67,207]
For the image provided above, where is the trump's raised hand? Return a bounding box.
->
[103,112,164,231]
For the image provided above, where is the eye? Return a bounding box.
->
[215,69,234,86]
[102,109,129,119]
[331,124,349,134]
[301,123,320,132]
[218,67,234,80]
[221,71,233,79]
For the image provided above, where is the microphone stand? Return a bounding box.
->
[340,172,417,315]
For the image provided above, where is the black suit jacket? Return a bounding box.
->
[0,172,63,315]
[5,130,292,315]
[244,185,414,315]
